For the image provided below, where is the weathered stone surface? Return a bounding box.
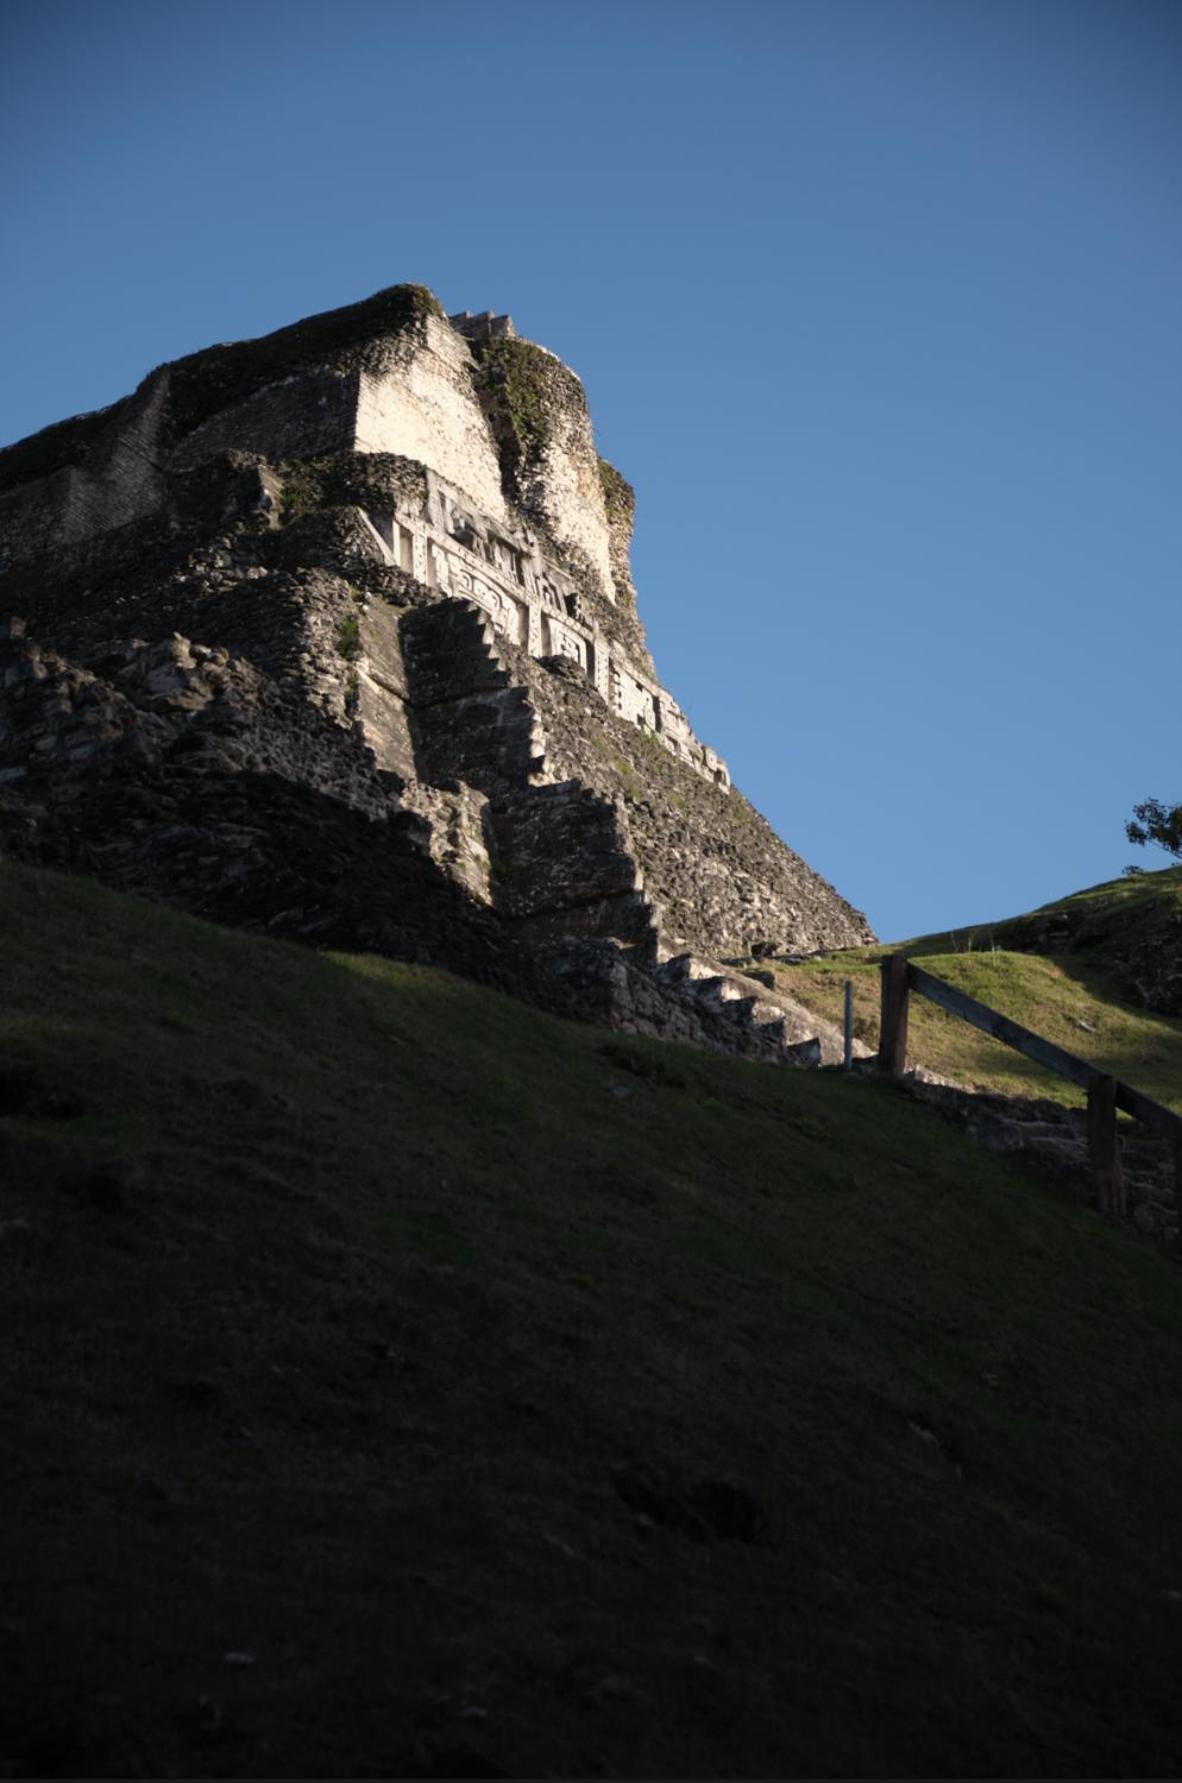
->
[0,286,874,1069]
[0,290,729,791]
[468,331,615,602]
[503,635,868,959]
[488,783,650,940]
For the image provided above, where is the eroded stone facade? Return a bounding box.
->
[355,458,730,789]
[0,292,723,788]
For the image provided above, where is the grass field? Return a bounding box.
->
[897,863,1182,976]
[763,868,1182,1111]
[5,862,1182,1777]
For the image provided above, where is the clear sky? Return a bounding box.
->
[2,0,1178,941]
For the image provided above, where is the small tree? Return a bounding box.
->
[1126,798,1182,861]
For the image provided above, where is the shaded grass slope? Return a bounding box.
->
[4,863,1182,1778]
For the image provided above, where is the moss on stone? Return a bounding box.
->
[335,613,362,662]
[474,338,585,471]
[597,457,638,612]
[278,456,335,526]
[598,457,635,525]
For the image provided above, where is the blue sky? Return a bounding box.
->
[2,0,1178,940]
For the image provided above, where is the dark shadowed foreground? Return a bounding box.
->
[4,862,1182,1779]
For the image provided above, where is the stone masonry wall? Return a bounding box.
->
[0,373,171,568]
[354,318,510,525]
[396,599,658,947]
[501,645,872,958]
[598,458,639,612]
[170,367,361,476]
[469,334,615,603]
[400,599,546,796]
[0,285,442,569]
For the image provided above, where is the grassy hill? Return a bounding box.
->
[5,862,1182,1777]
[762,867,1182,1111]
[898,863,1182,996]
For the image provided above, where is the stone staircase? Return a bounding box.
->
[400,600,547,795]
[397,597,863,1068]
[401,601,658,948]
[653,952,862,1066]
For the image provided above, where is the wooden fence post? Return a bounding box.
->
[1087,1073,1124,1219]
[878,956,910,1077]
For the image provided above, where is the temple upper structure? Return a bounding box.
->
[0,285,729,788]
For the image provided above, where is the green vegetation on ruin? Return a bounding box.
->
[764,866,1182,1109]
[335,612,362,662]
[476,337,584,471]
[6,860,1182,1777]
[597,456,635,525]
[277,455,334,526]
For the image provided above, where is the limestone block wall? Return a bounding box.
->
[596,461,638,611]
[354,317,509,525]
[487,783,654,945]
[0,294,656,759]
[0,373,171,568]
[400,600,546,797]
[505,644,874,959]
[0,284,450,572]
[523,359,615,602]
[466,333,616,604]
[0,292,614,600]
[170,368,360,474]
[393,600,658,948]
[0,619,395,828]
[352,599,417,787]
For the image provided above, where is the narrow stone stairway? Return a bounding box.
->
[398,597,872,1067]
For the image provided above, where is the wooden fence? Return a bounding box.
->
[877,955,1182,1219]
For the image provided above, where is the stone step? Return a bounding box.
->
[659,952,716,986]
[655,950,858,1066]
[1020,1128,1086,1152]
[747,997,796,1027]
[1010,1120,1079,1143]
[691,975,747,1006]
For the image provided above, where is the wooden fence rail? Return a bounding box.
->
[877,957,1182,1220]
